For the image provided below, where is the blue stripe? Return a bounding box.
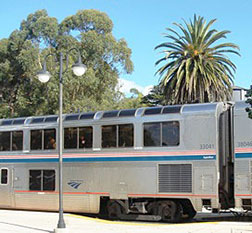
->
[0,155,216,163]
[235,153,252,159]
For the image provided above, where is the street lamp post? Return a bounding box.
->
[37,49,87,232]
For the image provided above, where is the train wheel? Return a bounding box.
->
[107,200,122,220]
[180,201,197,220]
[157,200,182,223]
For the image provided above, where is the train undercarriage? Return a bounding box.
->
[100,198,196,222]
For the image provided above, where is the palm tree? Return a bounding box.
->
[155,15,240,104]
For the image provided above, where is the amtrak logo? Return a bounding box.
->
[68,181,82,189]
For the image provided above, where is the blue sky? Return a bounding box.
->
[1,0,251,94]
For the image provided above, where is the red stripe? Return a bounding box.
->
[235,194,252,197]
[235,148,252,153]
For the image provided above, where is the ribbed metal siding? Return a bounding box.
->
[158,164,192,193]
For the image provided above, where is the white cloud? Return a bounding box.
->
[118,78,153,96]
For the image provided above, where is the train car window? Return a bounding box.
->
[119,124,134,147]
[44,129,56,150]
[144,107,162,115]
[79,127,93,148]
[144,123,161,146]
[43,170,55,191]
[1,169,8,184]
[12,131,23,151]
[119,109,136,117]
[31,130,42,150]
[80,112,95,120]
[102,125,116,148]
[1,120,12,126]
[29,170,55,191]
[30,118,44,124]
[103,110,119,118]
[162,121,180,146]
[29,170,42,190]
[64,127,77,149]
[64,114,80,121]
[44,116,58,123]
[12,119,25,125]
[0,132,11,151]
[143,121,180,147]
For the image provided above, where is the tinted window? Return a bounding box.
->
[43,170,55,191]
[144,121,180,147]
[29,170,55,191]
[119,124,134,147]
[12,131,23,151]
[102,125,116,148]
[162,121,180,146]
[144,123,161,146]
[29,170,41,191]
[0,132,10,151]
[1,169,8,184]
[44,129,56,150]
[64,128,77,149]
[79,127,92,148]
[31,130,42,150]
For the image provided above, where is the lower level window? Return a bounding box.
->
[0,169,8,184]
[29,170,55,191]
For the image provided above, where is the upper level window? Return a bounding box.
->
[0,169,8,185]
[0,131,23,151]
[31,129,56,150]
[102,124,134,148]
[64,126,93,149]
[144,121,179,147]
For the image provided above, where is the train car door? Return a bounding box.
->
[0,167,13,207]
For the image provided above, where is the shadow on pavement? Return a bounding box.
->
[0,221,53,233]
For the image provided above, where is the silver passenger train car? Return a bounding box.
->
[0,101,251,222]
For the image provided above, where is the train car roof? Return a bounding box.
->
[0,102,226,127]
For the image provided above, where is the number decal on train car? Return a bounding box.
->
[200,144,214,149]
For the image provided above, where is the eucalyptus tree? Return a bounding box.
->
[155,15,240,104]
[0,9,133,118]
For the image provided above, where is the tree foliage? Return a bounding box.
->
[141,85,166,106]
[0,9,133,118]
[246,87,252,119]
[155,15,240,105]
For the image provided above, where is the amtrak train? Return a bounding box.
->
[0,101,251,222]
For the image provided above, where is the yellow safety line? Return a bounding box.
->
[68,214,219,227]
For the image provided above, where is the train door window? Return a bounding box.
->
[0,169,8,185]
[102,125,116,148]
[12,131,23,151]
[144,123,161,146]
[162,121,180,146]
[64,127,77,149]
[44,129,56,150]
[79,127,93,148]
[29,170,41,190]
[31,130,42,150]
[29,170,55,191]
[0,132,10,151]
[119,124,134,147]
[43,170,55,191]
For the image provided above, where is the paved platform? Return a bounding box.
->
[0,209,252,233]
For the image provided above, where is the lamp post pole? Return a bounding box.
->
[37,49,87,232]
[57,52,65,229]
